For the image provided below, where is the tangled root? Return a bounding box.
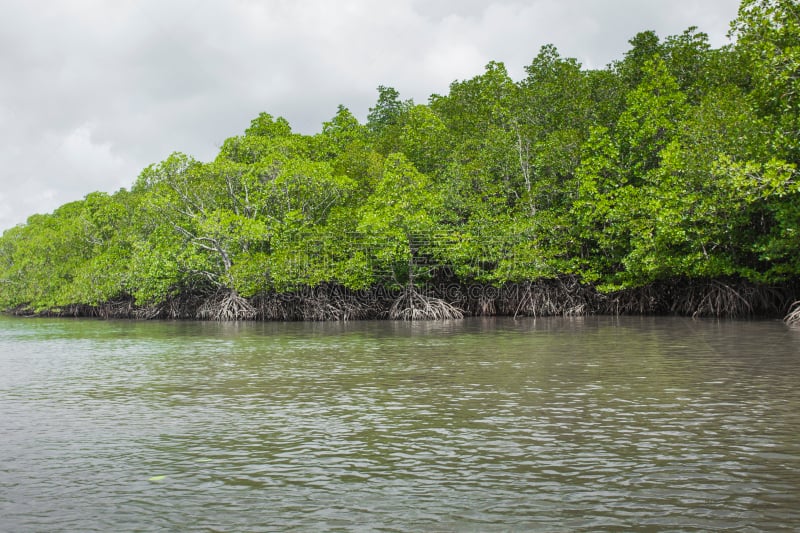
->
[298,285,375,321]
[253,292,291,321]
[785,301,800,325]
[252,286,386,321]
[133,292,205,319]
[603,284,662,315]
[133,304,163,320]
[474,293,497,316]
[96,299,135,319]
[670,279,786,318]
[389,285,463,321]
[508,278,593,318]
[197,290,257,321]
[9,278,797,322]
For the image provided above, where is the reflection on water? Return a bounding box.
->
[1,316,799,531]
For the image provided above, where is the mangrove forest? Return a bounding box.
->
[1,0,799,322]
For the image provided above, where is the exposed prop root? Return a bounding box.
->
[299,285,376,321]
[474,293,497,316]
[603,284,662,315]
[10,305,35,317]
[389,285,463,321]
[301,296,370,321]
[132,292,205,319]
[504,278,593,318]
[197,290,256,321]
[52,304,98,318]
[670,279,786,318]
[133,304,163,320]
[96,299,134,319]
[253,285,387,321]
[785,301,800,325]
[6,278,798,323]
[450,285,498,316]
[253,292,291,321]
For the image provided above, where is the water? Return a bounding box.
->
[1,315,799,532]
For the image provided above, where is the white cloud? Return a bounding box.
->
[0,124,138,229]
[57,125,133,189]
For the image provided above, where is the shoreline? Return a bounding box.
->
[6,277,800,324]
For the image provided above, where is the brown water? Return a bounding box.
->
[1,315,799,531]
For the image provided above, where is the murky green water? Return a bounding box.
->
[1,315,799,531]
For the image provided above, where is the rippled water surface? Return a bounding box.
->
[1,315,800,531]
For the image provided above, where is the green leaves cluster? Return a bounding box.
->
[2,0,798,313]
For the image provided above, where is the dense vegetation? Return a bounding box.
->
[1,0,799,321]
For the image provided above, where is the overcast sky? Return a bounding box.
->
[0,0,741,231]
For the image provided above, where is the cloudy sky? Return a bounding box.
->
[1,0,741,231]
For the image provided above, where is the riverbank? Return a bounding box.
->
[7,276,800,323]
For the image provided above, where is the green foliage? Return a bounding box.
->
[617,58,687,179]
[730,0,800,162]
[314,105,367,161]
[615,30,663,88]
[399,105,450,175]
[245,112,293,139]
[358,153,445,286]
[516,46,593,213]
[367,86,413,155]
[662,27,712,101]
